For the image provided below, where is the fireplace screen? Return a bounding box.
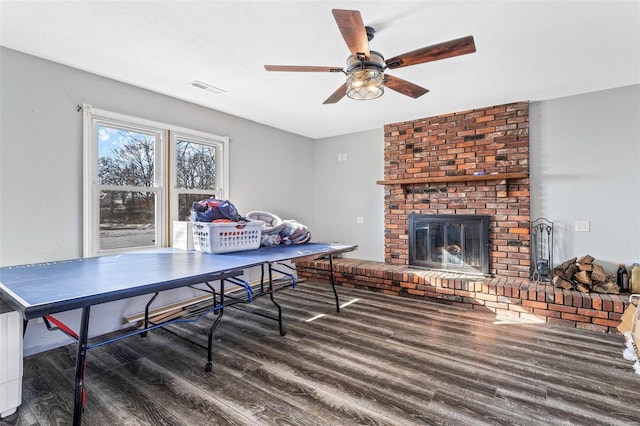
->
[409,214,489,274]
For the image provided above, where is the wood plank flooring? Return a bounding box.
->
[3,281,639,426]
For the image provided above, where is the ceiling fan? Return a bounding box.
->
[264,9,476,104]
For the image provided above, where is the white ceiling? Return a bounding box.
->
[1,1,638,139]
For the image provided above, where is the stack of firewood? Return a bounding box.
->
[552,255,619,294]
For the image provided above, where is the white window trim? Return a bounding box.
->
[82,104,229,257]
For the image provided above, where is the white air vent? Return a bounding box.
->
[190,80,226,94]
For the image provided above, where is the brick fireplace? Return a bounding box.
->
[380,101,531,278]
[296,101,627,333]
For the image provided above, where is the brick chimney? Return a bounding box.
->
[380,102,531,278]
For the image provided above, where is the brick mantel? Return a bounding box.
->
[382,101,531,278]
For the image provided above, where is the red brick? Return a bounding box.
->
[561,313,591,323]
[532,308,561,318]
[577,308,608,319]
[522,300,547,309]
[548,304,577,314]
[592,318,621,328]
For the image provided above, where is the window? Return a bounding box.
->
[171,131,227,222]
[83,105,228,257]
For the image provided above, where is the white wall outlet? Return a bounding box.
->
[574,220,590,232]
[356,216,364,224]
[337,153,348,162]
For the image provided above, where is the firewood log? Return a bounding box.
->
[575,283,590,293]
[553,257,577,277]
[591,264,607,283]
[566,264,578,281]
[573,270,592,285]
[553,275,574,290]
[578,263,593,272]
[592,282,620,294]
[578,254,594,264]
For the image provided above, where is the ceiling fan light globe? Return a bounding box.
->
[346,69,384,100]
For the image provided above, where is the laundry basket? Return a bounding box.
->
[192,220,263,254]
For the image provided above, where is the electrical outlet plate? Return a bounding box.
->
[574,220,590,232]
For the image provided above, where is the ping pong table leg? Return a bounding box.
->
[141,292,159,337]
[328,255,340,312]
[73,306,90,426]
[205,279,225,372]
[267,263,286,336]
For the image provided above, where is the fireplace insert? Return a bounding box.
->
[408,214,490,274]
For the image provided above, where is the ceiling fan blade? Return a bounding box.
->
[265,65,344,72]
[332,9,370,59]
[384,74,429,98]
[385,35,476,69]
[323,83,347,104]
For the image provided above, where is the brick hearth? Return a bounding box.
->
[295,258,627,333]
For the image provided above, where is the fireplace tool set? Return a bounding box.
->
[531,218,554,283]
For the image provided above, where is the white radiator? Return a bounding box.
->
[0,303,22,418]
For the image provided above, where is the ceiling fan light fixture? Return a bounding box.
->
[345,51,385,100]
[346,69,384,100]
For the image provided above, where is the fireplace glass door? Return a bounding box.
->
[409,214,489,274]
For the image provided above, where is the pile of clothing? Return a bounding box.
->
[246,211,311,247]
[190,197,242,222]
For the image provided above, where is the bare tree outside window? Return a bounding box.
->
[98,132,154,187]
[175,139,218,220]
[176,140,216,190]
[98,127,157,250]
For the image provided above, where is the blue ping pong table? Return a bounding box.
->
[0,242,356,425]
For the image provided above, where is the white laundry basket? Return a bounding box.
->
[192,220,263,253]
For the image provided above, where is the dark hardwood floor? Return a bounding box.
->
[3,281,639,426]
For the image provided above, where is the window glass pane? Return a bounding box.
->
[177,193,215,221]
[98,125,155,186]
[99,190,156,250]
[176,140,216,190]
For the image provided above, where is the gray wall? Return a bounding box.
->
[529,85,640,271]
[0,48,315,354]
[313,130,385,262]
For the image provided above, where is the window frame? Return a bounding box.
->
[83,104,229,257]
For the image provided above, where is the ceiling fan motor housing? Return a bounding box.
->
[346,51,385,73]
